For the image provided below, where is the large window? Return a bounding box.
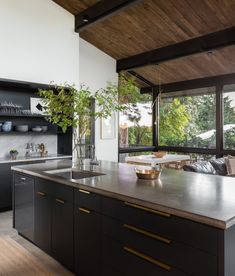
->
[223,84,235,150]
[119,93,153,149]
[159,87,216,149]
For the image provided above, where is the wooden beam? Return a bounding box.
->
[140,73,235,94]
[117,27,235,72]
[75,0,142,32]
[127,70,155,87]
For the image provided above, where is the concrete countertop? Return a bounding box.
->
[0,154,72,164]
[11,160,235,229]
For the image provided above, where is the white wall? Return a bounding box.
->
[79,38,118,162]
[0,0,79,86]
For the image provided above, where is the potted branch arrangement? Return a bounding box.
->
[38,81,128,167]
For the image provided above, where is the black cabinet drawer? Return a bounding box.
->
[74,188,101,212]
[52,182,73,203]
[14,172,34,185]
[102,216,216,276]
[102,196,218,254]
[103,236,190,276]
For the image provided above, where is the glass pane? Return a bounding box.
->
[159,87,216,148]
[223,84,235,149]
[119,94,153,148]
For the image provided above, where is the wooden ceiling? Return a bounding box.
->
[135,45,235,85]
[53,0,235,86]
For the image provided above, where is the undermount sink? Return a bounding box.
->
[44,168,105,179]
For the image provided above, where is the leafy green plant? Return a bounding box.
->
[38,82,128,164]
[10,149,18,154]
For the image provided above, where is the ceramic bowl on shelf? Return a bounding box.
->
[32,127,42,132]
[15,125,29,132]
[2,121,12,132]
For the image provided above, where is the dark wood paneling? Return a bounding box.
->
[117,27,235,71]
[136,45,235,86]
[52,0,97,15]
[80,0,235,60]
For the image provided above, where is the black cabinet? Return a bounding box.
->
[0,163,11,210]
[14,172,34,241]
[34,179,52,253]
[51,184,74,271]
[34,178,74,270]
[74,189,102,276]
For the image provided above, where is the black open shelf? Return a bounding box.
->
[0,113,48,118]
[0,131,58,135]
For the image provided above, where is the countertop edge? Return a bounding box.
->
[0,155,72,164]
[11,166,228,230]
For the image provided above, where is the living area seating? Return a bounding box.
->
[183,158,228,176]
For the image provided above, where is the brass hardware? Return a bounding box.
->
[124,202,170,218]
[56,198,65,204]
[79,207,91,214]
[123,224,171,244]
[123,246,171,271]
[37,191,46,197]
[79,189,90,195]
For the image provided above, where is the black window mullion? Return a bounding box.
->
[216,83,223,158]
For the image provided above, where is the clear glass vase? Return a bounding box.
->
[73,142,86,168]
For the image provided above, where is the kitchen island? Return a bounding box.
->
[12,160,235,276]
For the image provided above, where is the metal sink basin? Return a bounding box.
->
[44,168,105,179]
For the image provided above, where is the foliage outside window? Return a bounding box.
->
[159,87,217,148]
[119,92,152,148]
[223,84,235,149]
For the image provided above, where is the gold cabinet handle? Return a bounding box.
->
[55,198,65,204]
[37,191,46,197]
[79,189,90,194]
[123,224,171,244]
[124,202,170,218]
[123,246,171,271]
[79,207,91,214]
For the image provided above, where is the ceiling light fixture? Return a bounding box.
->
[82,15,90,23]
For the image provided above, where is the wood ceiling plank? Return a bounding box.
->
[134,46,235,85]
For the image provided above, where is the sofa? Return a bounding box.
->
[183,158,228,176]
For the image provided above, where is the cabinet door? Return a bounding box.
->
[0,163,11,210]
[51,193,74,270]
[34,179,51,253]
[75,207,101,276]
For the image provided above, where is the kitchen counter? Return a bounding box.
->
[0,154,72,164]
[11,160,235,229]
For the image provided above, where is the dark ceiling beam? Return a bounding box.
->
[117,27,235,72]
[75,0,142,32]
[140,72,235,94]
[127,70,155,87]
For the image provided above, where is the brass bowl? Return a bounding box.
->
[152,151,167,158]
[135,168,161,180]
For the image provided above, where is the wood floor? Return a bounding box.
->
[0,211,74,276]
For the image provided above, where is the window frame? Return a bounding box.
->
[119,73,235,159]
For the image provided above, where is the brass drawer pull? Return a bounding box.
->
[56,198,65,204]
[123,224,171,244]
[79,189,90,194]
[123,246,171,271]
[79,207,91,214]
[124,202,170,218]
[37,191,46,197]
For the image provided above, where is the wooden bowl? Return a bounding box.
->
[153,151,167,158]
[135,168,161,180]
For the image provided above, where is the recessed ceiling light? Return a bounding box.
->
[82,15,90,23]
